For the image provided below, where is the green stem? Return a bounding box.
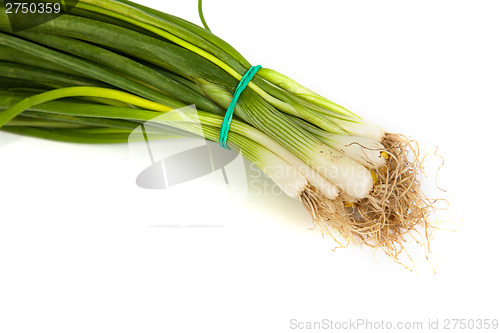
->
[5,116,90,128]
[0,61,109,88]
[198,0,211,31]
[1,126,132,144]
[17,30,223,114]
[0,87,172,128]
[0,30,186,108]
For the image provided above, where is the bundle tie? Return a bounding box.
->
[219,65,262,149]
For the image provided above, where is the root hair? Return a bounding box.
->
[301,133,436,264]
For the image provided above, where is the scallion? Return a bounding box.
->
[0,0,435,261]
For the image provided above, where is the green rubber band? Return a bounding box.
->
[219,65,261,149]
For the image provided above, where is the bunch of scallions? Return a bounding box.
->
[0,0,435,260]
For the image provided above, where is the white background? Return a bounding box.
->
[1,1,499,332]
